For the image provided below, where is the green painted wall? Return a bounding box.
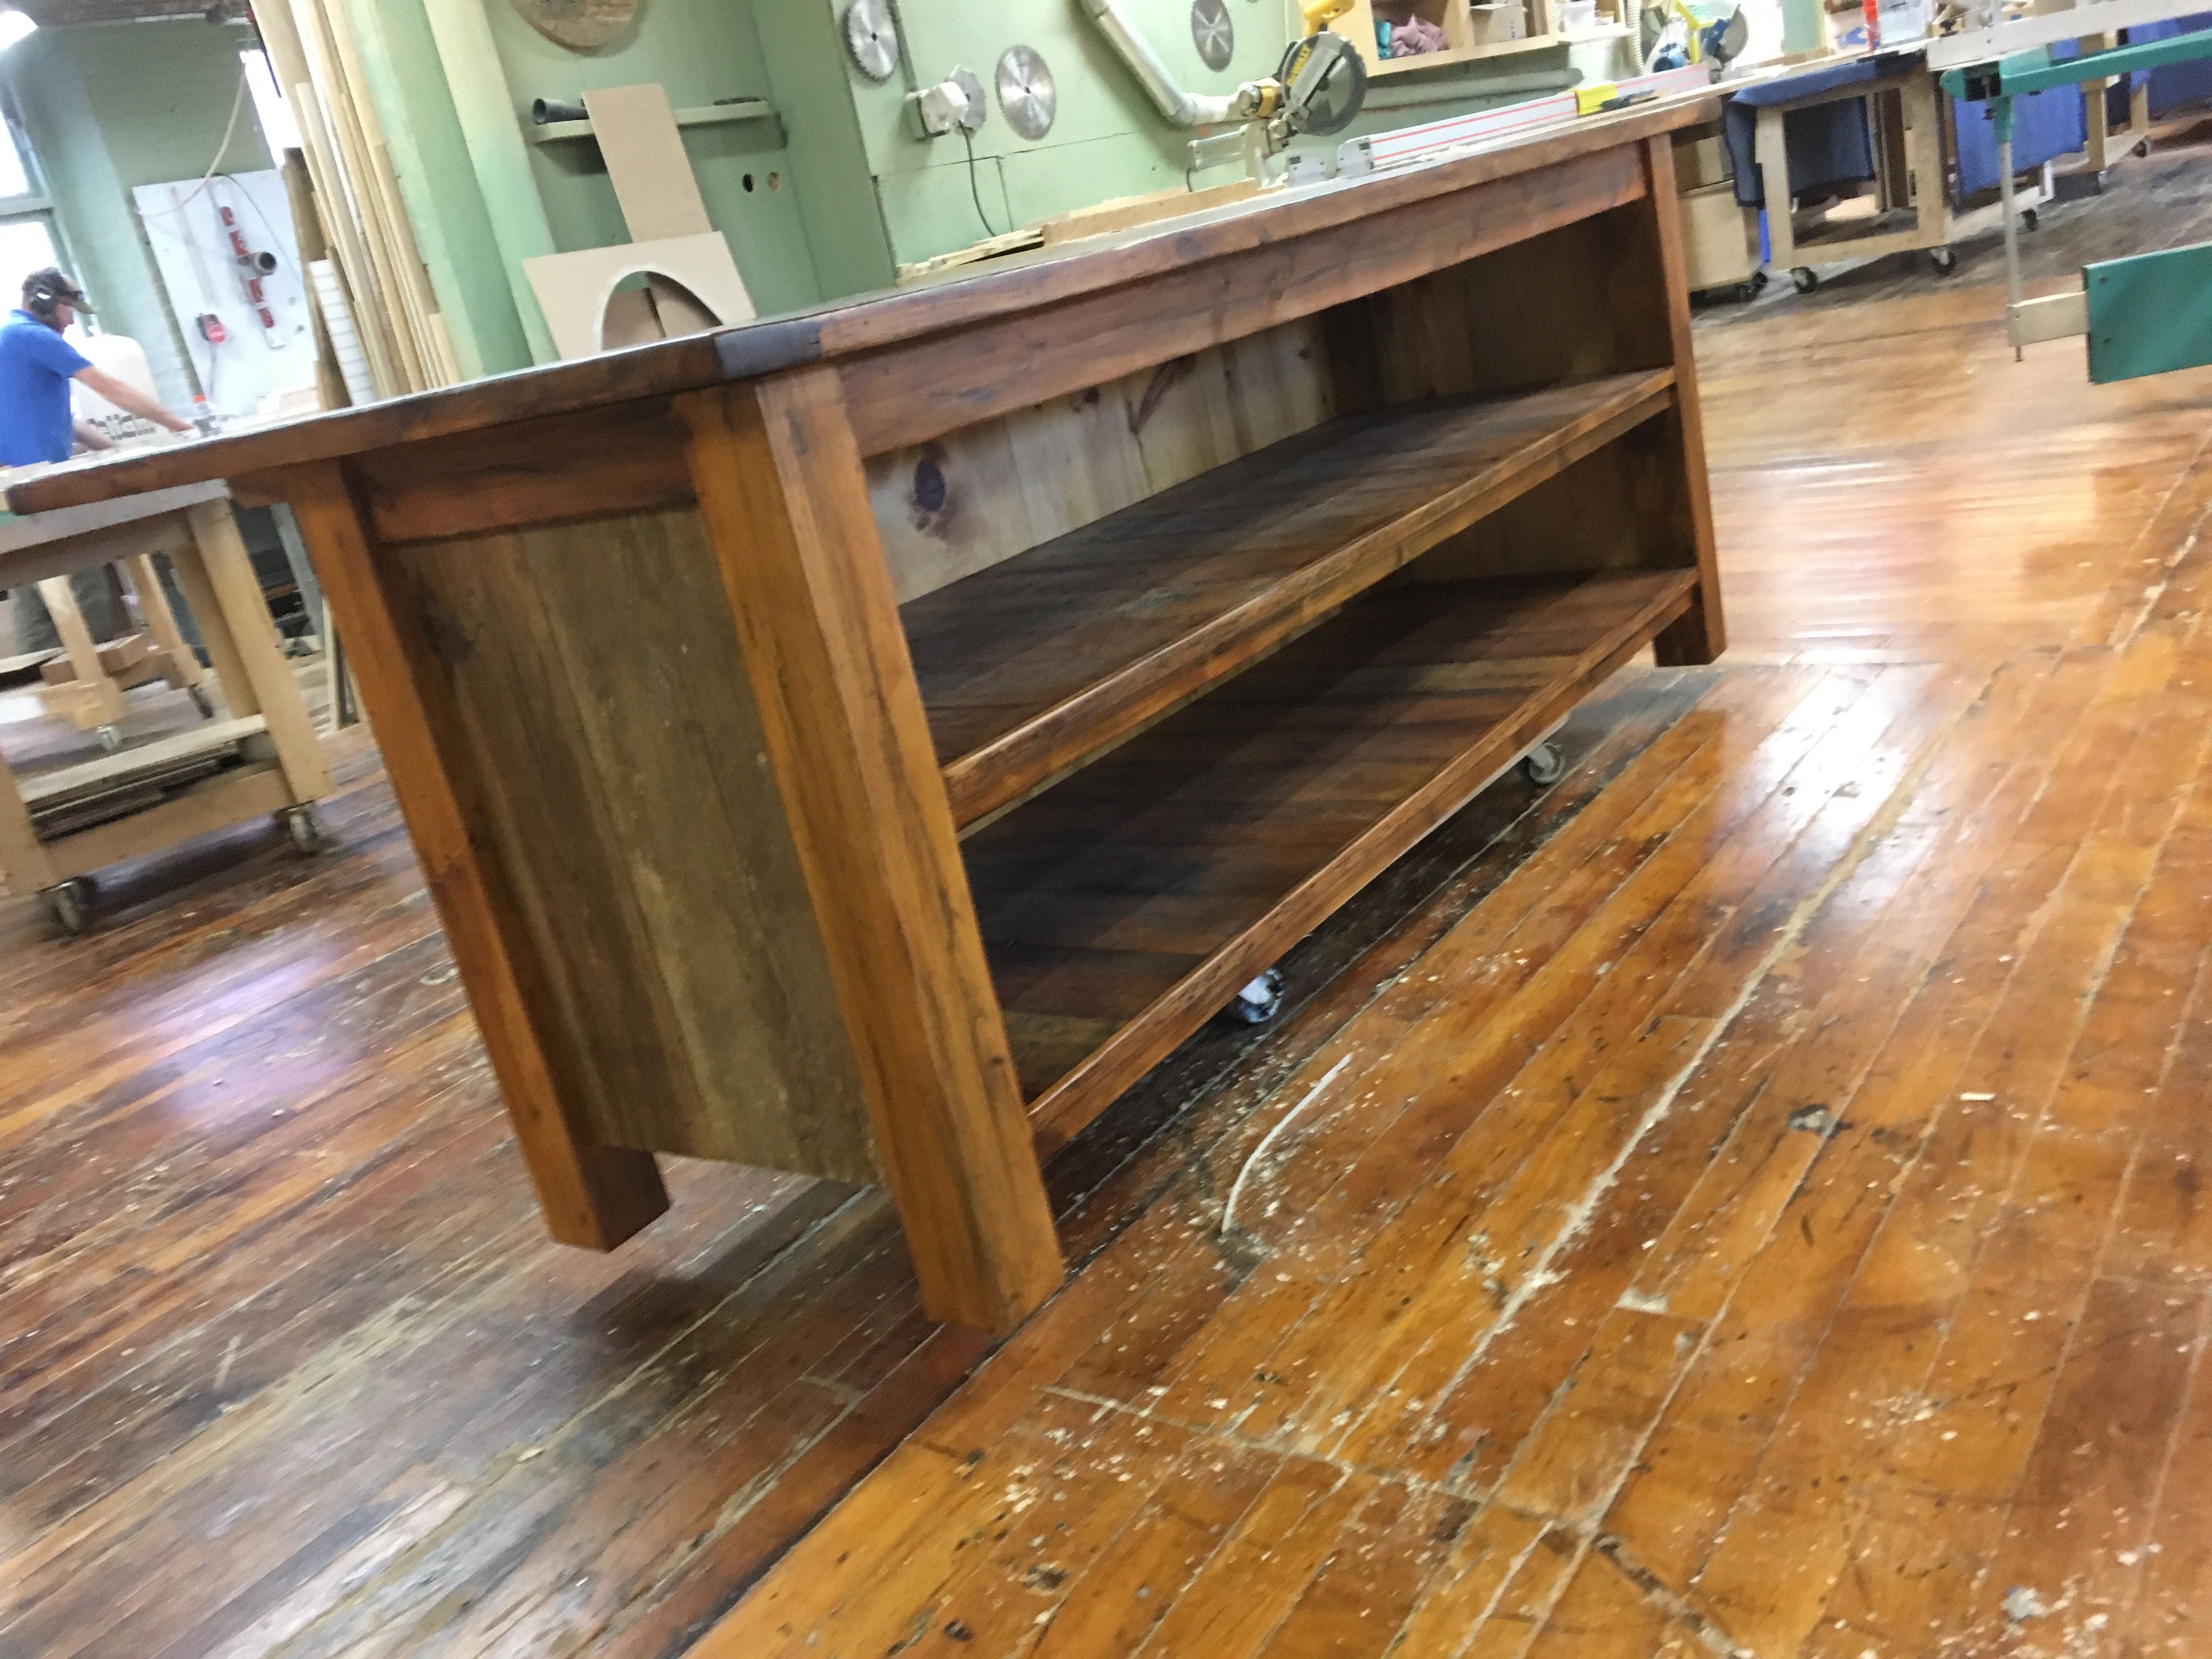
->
[479,0,826,317]
[345,0,532,377]
[325,0,1606,379]
[69,19,272,188]
[826,0,1590,272]
[3,20,269,411]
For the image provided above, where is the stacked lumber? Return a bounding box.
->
[253,0,456,397]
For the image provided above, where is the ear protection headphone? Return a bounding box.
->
[24,269,87,322]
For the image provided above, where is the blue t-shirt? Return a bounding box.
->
[0,309,91,466]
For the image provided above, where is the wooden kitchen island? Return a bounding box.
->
[4,98,1724,1335]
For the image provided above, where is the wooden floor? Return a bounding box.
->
[12,139,2212,1658]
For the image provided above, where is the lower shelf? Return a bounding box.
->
[964,564,1697,1149]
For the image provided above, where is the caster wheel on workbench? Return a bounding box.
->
[1521,740,1567,788]
[41,877,94,937]
[1929,246,1957,276]
[1224,968,1284,1026]
[279,805,327,856]
[2021,206,2039,232]
[1791,267,1819,294]
[95,724,122,754]
[189,686,215,719]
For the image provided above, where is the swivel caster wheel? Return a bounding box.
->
[1731,280,1758,304]
[1225,968,1284,1026]
[2020,206,2039,233]
[279,804,328,855]
[189,686,215,719]
[1791,267,1819,294]
[1929,245,1957,276]
[1521,740,1567,788]
[2135,137,2152,158]
[41,876,94,937]
[96,724,122,755]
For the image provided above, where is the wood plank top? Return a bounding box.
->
[0,477,223,561]
[911,371,1675,827]
[962,563,1696,1137]
[1,98,1716,517]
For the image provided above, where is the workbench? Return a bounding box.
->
[7,97,1725,1333]
[1717,48,2064,292]
[0,479,333,932]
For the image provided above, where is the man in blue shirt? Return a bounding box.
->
[0,267,190,467]
[1,268,195,656]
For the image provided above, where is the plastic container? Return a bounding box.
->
[1560,1,1599,31]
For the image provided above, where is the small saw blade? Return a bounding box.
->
[996,45,1058,140]
[843,0,899,81]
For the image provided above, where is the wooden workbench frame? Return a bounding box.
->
[10,104,1724,1335]
[0,489,331,898]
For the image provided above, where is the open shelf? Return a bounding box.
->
[1367,33,1585,75]
[903,369,1674,828]
[527,99,777,144]
[963,563,1698,1150]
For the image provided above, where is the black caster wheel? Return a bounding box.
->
[1225,968,1284,1026]
[1791,267,1819,294]
[1521,740,1567,787]
[1731,280,1758,303]
[95,724,122,754]
[2021,206,2039,232]
[1930,246,1957,275]
[189,685,215,719]
[2135,137,2152,158]
[41,876,94,936]
[279,805,327,855]
[1750,268,1770,295]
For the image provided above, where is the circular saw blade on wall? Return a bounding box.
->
[843,0,901,81]
[1191,0,1234,71]
[509,0,637,52]
[996,46,1057,141]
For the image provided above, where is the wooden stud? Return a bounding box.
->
[284,457,669,1248]
[33,577,126,729]
[179,500,332,800]
[121,554,205,693]
[0,752,54,894]
[166,534,259,723]
[677,369,1064,1334]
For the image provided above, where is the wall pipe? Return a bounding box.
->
[1079,0,1254,126]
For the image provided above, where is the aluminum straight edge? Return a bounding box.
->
[1926,0,2212,70]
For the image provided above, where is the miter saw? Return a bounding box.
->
[1081,0,1369,163]
[1642,0,1748,75]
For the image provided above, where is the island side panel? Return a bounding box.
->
[679,369,1064,1335]
[285,459,669,1249]
[375,507,882,1185]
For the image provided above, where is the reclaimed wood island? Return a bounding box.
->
[5,100,1725,1335]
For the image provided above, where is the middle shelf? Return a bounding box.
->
[902,368,1677,828]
